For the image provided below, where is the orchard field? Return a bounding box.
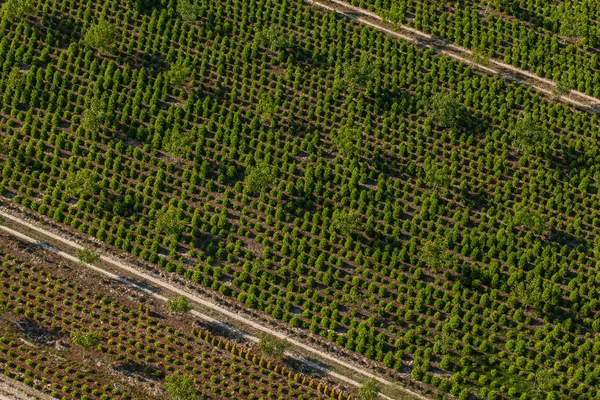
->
[1,0,600,399]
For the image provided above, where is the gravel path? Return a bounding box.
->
[307,0,600,112]
[0,374,53,400]
[0,210,429,400]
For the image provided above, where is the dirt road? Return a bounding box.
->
[0,209,428,400]
[307,0,600,112]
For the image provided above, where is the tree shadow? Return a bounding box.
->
[14,318,61,345]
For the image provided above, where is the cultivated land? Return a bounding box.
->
[1,0,600,399]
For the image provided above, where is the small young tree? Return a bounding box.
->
[76,248,100,264]
[165,128,194,157]
[84,20,119,52]
[358,378,380,400]
[255,26,288,53]
[332,209,362,237]
[511,115,546,153]
[244,162,273,196]
[70,331,101,360]
[167,296,191,313]
[426,92,464,128]
[155,207,184,237]
[258,334,288,360]
[177,0,199,22]
[343,54,378,92]
[165,372,198,400]
[1,0,33,22]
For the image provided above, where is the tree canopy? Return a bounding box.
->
[358,378,381,400]
[84,20,119,52]
[1,0,33,22]
[426,92,465,128]
[155,207,184,237]
[258,334,288,360]
[165,372,198,400]
[244,162,273,195]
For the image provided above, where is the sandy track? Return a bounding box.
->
[0,374,54,400]
[306,0,600,112]
[0,209,429,400]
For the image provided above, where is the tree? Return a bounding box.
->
[422,239,449,271]
[557,7,588,39]
[1,0,33,22]
[70,331,101,359]
[76,248,99,264]
[155,207,184,237]
[84,20,119,52]
[167,296,191,313]
[64,170,98,199]
[256,93,278,123]
[358,378,380,400]
[4,68,24,95]
[534,369,554,397]
[471,48,490,67]
[177,0,199,21]
[81,98,107,133]
[244,162,273,195]
[511,115,546,153]
[168,61,190,86]
[165,372,198,400]
[424,162,450,188]
[553,74,572,99]
[426,92,464,128]
[255,26,288,52]
[332,125,362,158]
[332,209,362,237]
[513,207,546,235]
[164,127,194,157]
[343,54,378,92]
[258,334,288,360]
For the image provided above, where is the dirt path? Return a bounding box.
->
[0,209,429,400]
[0,374,54,400]
[306,0,600,112]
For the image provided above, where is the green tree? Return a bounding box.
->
[358,378,380,400]
[167,296,191,313]
[165,372,198,400]
[426,92,464,128]
[256,93,278,123]
[343,54,378,92]
[258,334,288,360]
[511,115,546,153]
[155,207,184,237]
[422,239,449,271]
[332,209,361,236]
[557,7,588,39]
[255,26,288,52]
[64,170,98,199]
[471,48,490,67]
[168,61,190,86]
[76,248,100,264]
[81,98,107,133]
[534,369,554,397]
[513,207,546,235]
[1,0,33,22]
[244,162,273,195]
[165,127,194,157]
[4,68,24,95]
[70,331,101,359]
[553,74,572,98]
[84,20,119,52]
[177,0,199,22]
[332,125,362,158]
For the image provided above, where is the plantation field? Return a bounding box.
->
[0,233,349,399]
[1,0,600,399]
[349,0,600,97]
